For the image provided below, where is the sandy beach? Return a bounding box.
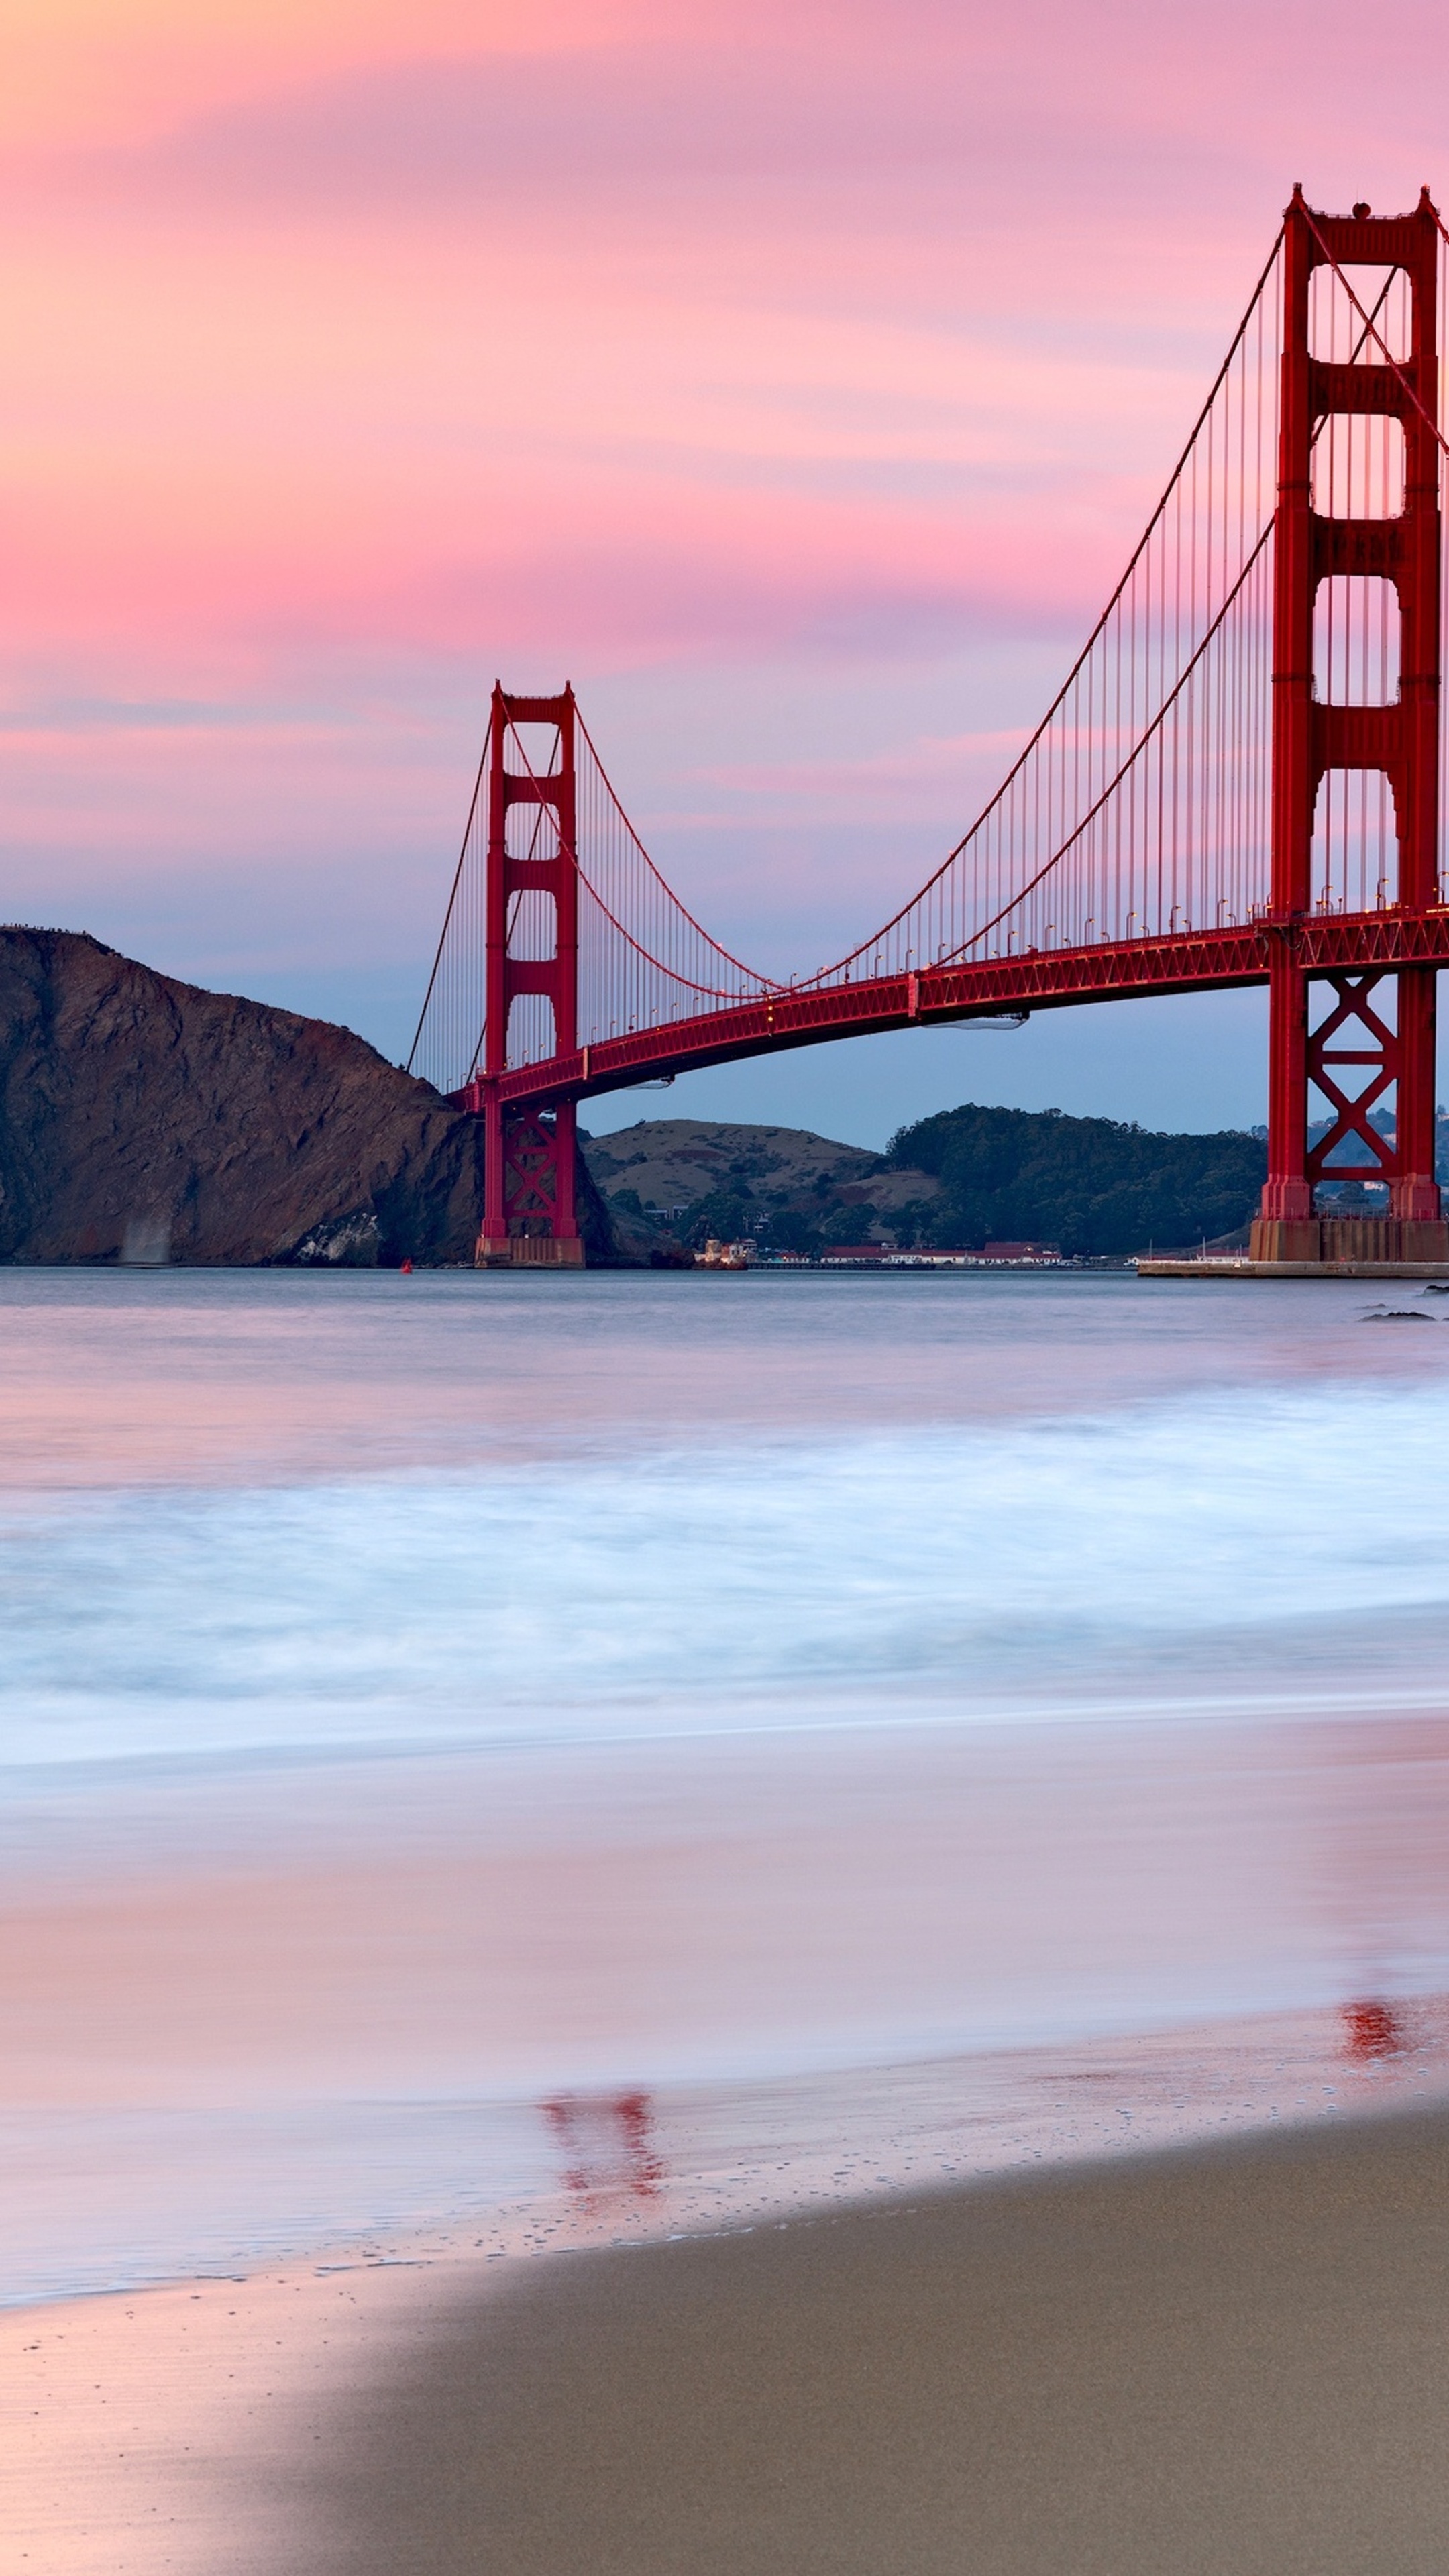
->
[306,2102,1449,2576]
[6,2100,1447,2574]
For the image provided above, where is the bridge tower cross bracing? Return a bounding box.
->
[474,684,584,1267]
[1252,186,1448,1263]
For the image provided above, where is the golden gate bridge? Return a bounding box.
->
[408,190,1449,1271]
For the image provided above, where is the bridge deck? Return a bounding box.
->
[456,911,1449,1114]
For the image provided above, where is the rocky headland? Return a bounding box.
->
[0,928,612,1267]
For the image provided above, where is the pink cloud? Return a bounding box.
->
[3,0,1448,1038]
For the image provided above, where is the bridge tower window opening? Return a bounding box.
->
[506,885,557,963]
[1308,265,1412,365]
[506,720,564,779]
[1314,576,1401,706]
[505,991,556,1069]
[1311,415,1407,519]
[504,800,561,865]
[1312,768,1398,915]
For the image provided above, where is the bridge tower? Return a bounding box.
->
[474,684,584,1267]
[1252,188,1447,1263]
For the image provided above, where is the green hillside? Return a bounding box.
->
[883,1104,1266,1258]
[583,1106,1269,1260]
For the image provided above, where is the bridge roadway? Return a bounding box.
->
[458,908,1449,1115]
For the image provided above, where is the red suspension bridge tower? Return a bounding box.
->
[474,686,583,1267]
[1253,186,1447,1263]
[410,189,1449,1275]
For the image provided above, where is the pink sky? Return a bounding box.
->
[3,0,1448,1135]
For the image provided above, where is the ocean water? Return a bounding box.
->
[6,1267,1449,2300]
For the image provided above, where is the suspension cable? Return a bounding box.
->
[938,521,1273,964]
[795,227,1287,987]
[404,724,488,1075]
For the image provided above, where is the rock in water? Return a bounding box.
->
[0,928,608,1267]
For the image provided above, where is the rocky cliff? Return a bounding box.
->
[0,928,610,1267]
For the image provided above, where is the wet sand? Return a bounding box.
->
[11,1704,1449,2306]
[7,2102,1449,2571]
[304,2104,1449,2576]
[2,2260,439,2576]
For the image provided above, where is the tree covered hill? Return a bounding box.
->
[582,1105,1269,1260]
[881,1103,1266,1257]
[580,1118,920,1258]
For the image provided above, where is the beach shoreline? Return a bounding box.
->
[8,2096,1449,2575]
[11,1694,1449,2312]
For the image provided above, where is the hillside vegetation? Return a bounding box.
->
[582,1104,1268,1259]
[580,1118,937,1259]
[881,1103,1267,1257]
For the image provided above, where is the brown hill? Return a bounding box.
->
[0,927,609,1267]
[580,1116,940,1257]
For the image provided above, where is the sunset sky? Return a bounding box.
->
[4,0,1447,1140]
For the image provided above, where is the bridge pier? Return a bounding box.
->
[1248,1215,1449,1265]
[476,1093,584,1267]
[1250,189,1447,1272]
[1250,957,1447,1264]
